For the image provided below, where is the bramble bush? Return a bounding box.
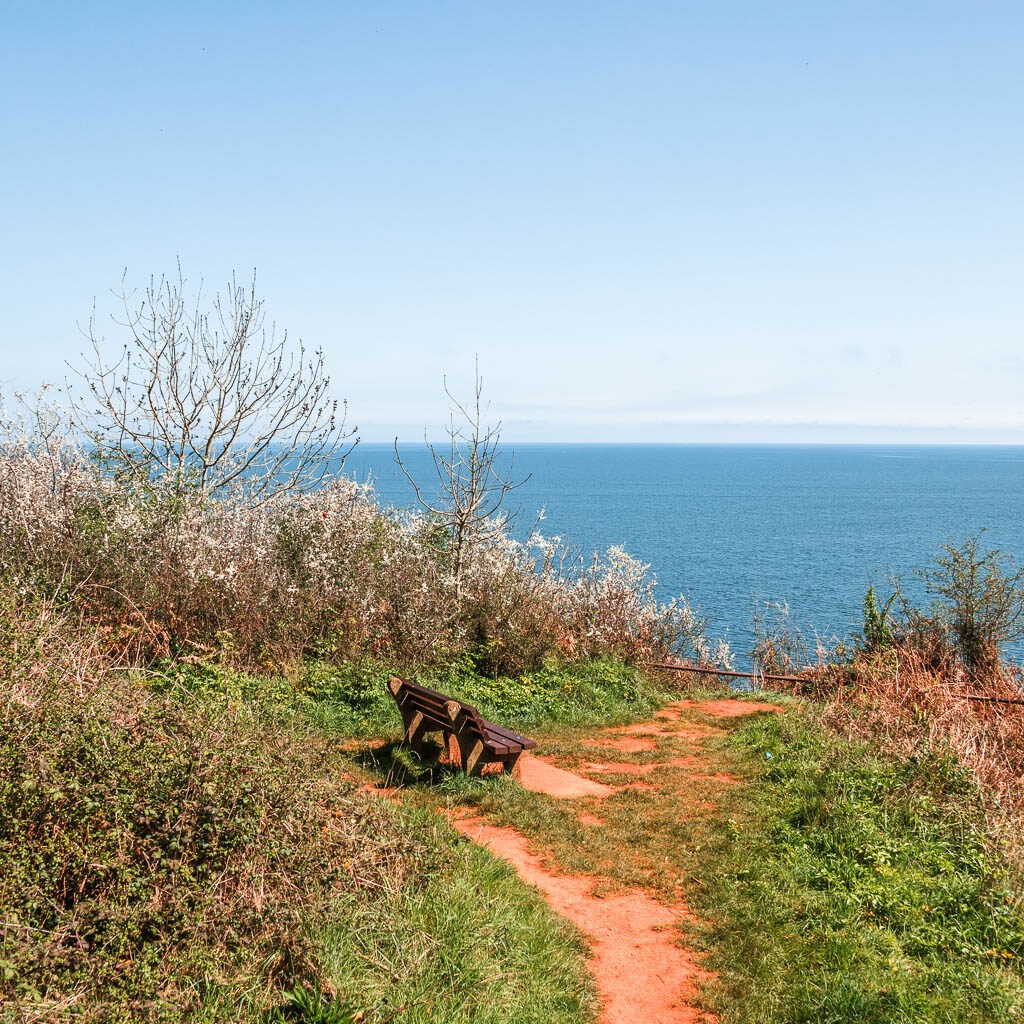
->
[0,591,436,1019]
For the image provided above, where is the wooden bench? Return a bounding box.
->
[387,676,536,778]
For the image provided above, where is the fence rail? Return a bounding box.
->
[647,662,812,685]
[648,662,1024,706]
[947,692,1024,706]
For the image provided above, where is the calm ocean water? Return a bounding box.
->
[345,444,1024,665]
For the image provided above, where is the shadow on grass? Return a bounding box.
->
[356,739,508,798]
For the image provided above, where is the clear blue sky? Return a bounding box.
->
[3,2,1023,442]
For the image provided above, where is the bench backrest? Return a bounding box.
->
[389,677,488,740]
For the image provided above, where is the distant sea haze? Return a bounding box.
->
[345,444,1024,666]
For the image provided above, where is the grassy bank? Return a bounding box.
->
[703,710,1024,1022]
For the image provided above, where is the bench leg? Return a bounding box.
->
[451,733,521,779]
[457,731,486,776]
[438,729,460,767]
[502,751,524,780]
[445,701,489,776]
[390,677,427,756]
[400,708,427,755]
[470,750,522,778]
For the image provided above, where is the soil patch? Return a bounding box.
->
[520,755,615,799]
[616,723,674,736]
[577,812,606,827]
[585,736,657,753]
[616,723,710,742]
[453,818,715,1023]
[670,699,783,718]
[584,757,700,776]
[360,783,401,801]
[655,707,683,721]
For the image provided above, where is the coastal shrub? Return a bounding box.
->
[0,396,730,676]
[754,539,1024,864]
[848,536,1024,679]
[861,585,897,651]
[913,533,1024,678]
[0,595,436,1019]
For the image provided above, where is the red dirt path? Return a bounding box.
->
[453,817,714,1024]
[447,696,783,1024]
[518,754,614,798]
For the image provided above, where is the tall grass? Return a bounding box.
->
[749,578,1024,882]
[778,646,1024,854]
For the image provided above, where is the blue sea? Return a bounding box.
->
[345,444,1024,665]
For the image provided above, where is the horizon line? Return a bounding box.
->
[365,438,1024,448]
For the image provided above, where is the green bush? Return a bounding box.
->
[0,666,434,1019]
[916,533,1024,676]
[422,656,664,730]
[160,654,670,740]
[861,585,897,651]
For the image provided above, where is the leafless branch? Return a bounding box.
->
[394,359,529,594]
[68,262,357,505]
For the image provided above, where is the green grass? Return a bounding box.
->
[698,711,1024,1023]
[156,655,675,737]
[192,805,597,1024]
[314,810,597,1024]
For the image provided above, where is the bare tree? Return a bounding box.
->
[395,361,529,594]
[70,264,356,504]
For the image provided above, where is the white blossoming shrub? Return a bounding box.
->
[0,400,731,674]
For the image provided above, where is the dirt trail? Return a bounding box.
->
[518,755,614,798]
[452,698,778,1024]
[453,816,709,1024]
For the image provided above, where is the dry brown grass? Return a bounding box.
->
[775,643,1024,861]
